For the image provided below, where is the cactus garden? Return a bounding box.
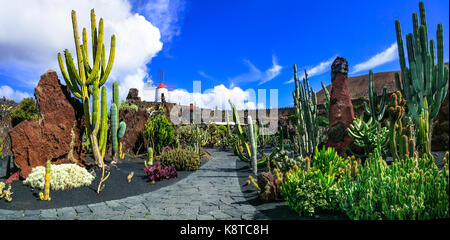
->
[0,1,448,221]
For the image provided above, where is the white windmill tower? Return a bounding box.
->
[155,70,169,102]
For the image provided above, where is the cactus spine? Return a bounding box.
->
[293,64,319,157]
[363,70,387,125]
[40,160,51,201]
[57,9,115,167]
[394,2,449,149]
[248,116,258,175]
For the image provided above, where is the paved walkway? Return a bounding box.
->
[0,150,270,220]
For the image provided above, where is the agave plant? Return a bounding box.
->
[347,116,389,159]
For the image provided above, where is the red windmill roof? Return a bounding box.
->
[156,83,167,89]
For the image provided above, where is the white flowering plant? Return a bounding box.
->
[23,163,95,190]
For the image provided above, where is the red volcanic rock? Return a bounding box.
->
[325,57,355,155]
[126,88,141,103]
[8,70,88,180]
[118,107,150,155]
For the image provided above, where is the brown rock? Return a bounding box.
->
[325,57,355,155]
[126,88,141,103]
[0,111,13,156]
[119,107,150,155]
[257,172,281,202]
[9,70,88,180]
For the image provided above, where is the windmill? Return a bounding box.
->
[156,69,176,91]
[154,69,176,103]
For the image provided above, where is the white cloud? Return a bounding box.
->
[285,56,336,84]
[350,43,398,74]
[258,55,283,85]
[0,85,32,102]
[198,71,215,81]
[0,0,163,103]
[229,55,283,86]
[168,84,264,110]
[134,0,186,43]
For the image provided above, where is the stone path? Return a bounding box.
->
[0,150,270,220]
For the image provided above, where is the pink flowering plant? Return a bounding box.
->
[143,161,178,183]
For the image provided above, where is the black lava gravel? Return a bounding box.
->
[0,158,206,211]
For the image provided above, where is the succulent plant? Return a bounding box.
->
[159,148,201,171]
[57,9,115,167]
[292,65,320,157]
[339,147,449,220]
[394,1,449,151]
[39,160,51,201]
[143,161,178,183]
[144,113,174,155]
[347,116,389,159]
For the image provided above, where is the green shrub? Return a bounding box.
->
[177,125,208,149]
[159,148,201,171]
[217,125,227,135]
[280,147,348,216]
[120,100,138,112]
[10,97,38,126]
[338,149,449,220]
[206,123,220,147]
[347,116,389,159]
[281,167,340,216]
[144,114,174,155]
[313,147,348,178]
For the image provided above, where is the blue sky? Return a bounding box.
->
[0,0,449,109]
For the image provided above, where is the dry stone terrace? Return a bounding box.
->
[0,150,273,220]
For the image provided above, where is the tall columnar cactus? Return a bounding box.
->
[293,64,319,157]
[228,100,252,159]
[248,116,258,175]
[387,91,417,161]
[228,100,276,167]
[321,81,331,120]
[110,81,126,163]
[110,103,126,163]
[58,9,115,167]
[418,97,432,159]
[146,147,153,166]
[39,160,51,201]
[99,87,108,158]
[394,2,449,145]
[363,70,387,125]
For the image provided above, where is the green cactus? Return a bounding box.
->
[293,64,319,157]
[387,91,417,161]
[228,100,278,167]
[57,9,115,167]
[248,116,258,175]
[394,1,449,149]
[110,81,127,162]
[417,97,432,159]
[321,81,331,120]
[363,70,387,125]
[99,86,108,158]
[347,116,389,159]
[145,147,153,167]
[110,103,118,156]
